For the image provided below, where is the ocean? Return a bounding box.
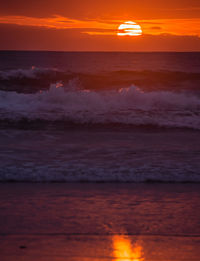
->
[0,51,200,182]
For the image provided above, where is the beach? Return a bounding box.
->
[0,183,200,260]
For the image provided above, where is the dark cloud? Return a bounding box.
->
[140,22,164,25]
[151,26,162,30]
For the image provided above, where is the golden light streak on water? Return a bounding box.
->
[113,235,144,261]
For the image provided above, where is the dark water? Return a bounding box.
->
[1,51,200,72]
[0,51,200,182]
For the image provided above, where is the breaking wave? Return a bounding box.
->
[0,80,200,129]
[0,67,200,93]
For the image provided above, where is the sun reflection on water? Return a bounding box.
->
[113,235,144,261]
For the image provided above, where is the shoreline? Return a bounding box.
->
[0,183,200,260]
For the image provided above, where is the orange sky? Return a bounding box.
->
[1,0,200,51]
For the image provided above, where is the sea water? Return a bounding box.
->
[0,51,200,182]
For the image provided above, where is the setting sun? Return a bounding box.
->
[118,21,142,36]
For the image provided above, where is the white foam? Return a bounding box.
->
[0,162,200,182]
[0,82,200,129]
[0,67,57,80]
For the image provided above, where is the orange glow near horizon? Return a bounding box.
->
[0,11,200,51]
[118,21,142,36]
[0,0,200,51]
[0,15,200,37]
[113,235,144,261]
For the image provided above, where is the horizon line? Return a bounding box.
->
[0,50,200,53]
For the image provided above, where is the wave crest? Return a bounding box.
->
[1,67,200,93]
[0,82,200,129]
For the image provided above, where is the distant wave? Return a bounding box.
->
[0,81,200,130]
[1,165,200,183]
[0,67,200,93]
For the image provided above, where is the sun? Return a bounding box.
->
[118,21,142,36]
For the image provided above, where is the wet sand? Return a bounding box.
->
[0,183,200,260]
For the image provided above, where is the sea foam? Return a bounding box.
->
[0,81,200,129]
